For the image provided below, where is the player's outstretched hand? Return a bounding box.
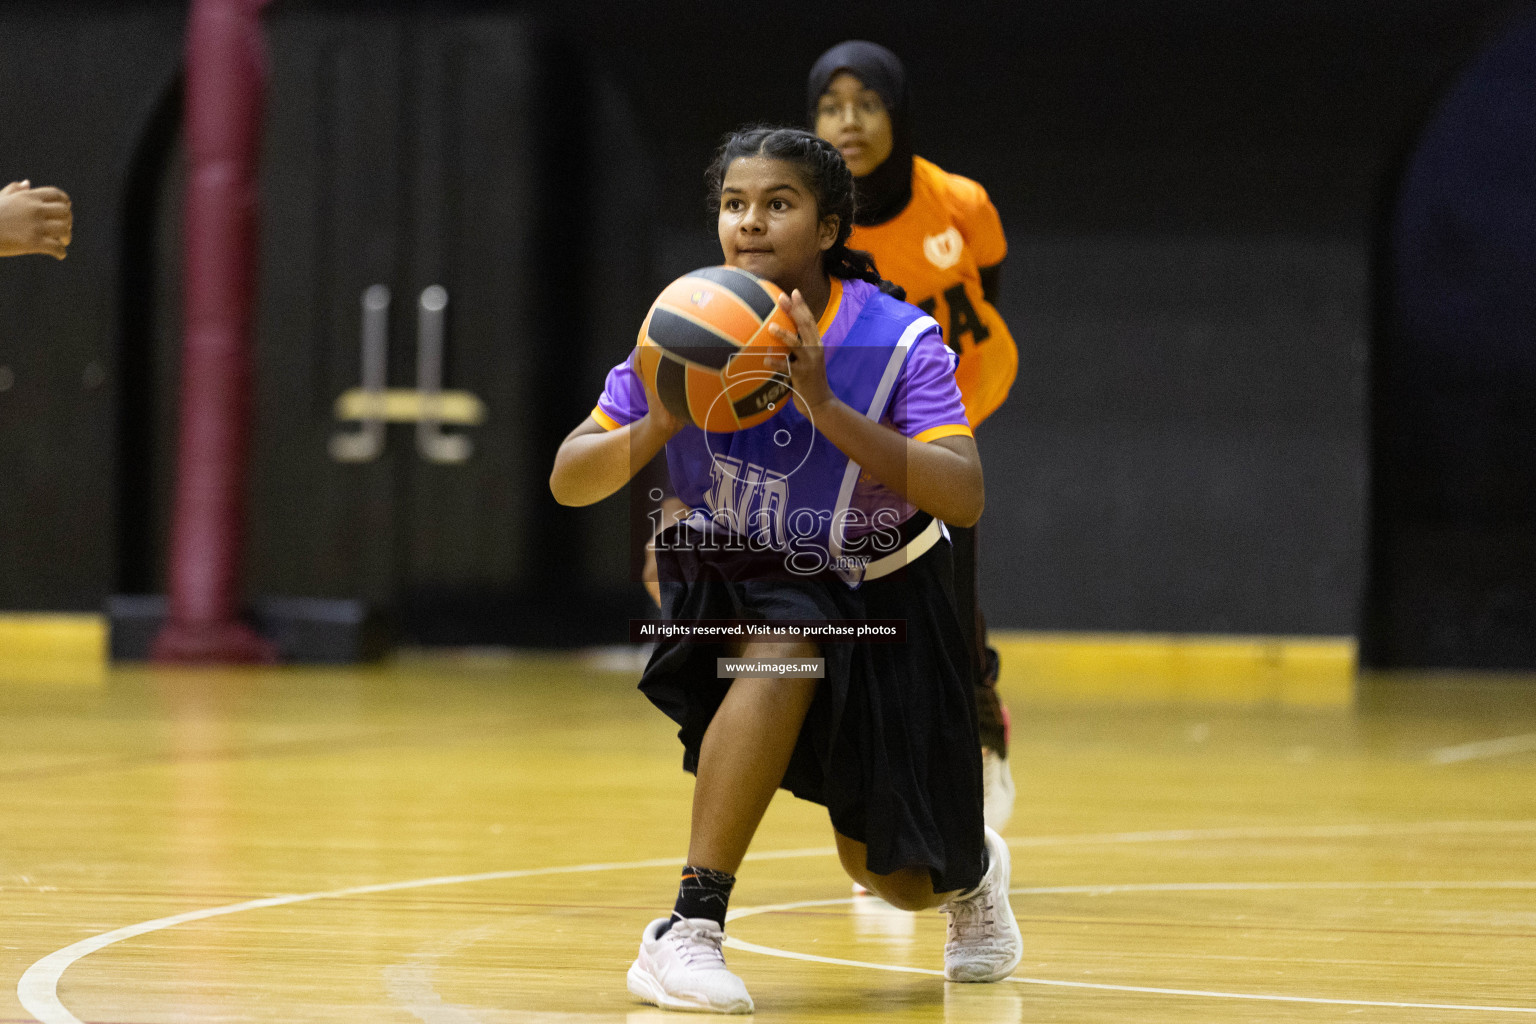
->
[0,181,73,260]
[769,289,836,418]
[631,347,690,439]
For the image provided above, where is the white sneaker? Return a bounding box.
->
[981,747,1015,831]
[625,917,754,1014]
[941,826,1022,982]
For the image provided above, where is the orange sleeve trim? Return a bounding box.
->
[914,423,973,443]
[591,406,622,431]
[816,276,844,334]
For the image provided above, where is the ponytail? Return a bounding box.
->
[827,243,906,301]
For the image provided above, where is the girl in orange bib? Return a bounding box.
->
[810,40,1018,828]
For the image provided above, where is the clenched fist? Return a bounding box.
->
[0,180,72,259]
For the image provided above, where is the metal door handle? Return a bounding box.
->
[330,284,486,460]
[415,285,472,463]
[329,285,391,462]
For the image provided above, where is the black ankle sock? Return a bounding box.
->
[658,864,736,935]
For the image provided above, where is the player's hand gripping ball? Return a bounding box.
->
[634,266,796,432]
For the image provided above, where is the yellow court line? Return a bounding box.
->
[0,613,107,687]
[990,630,1356,706]
[0,614,106,660]
[0,615,1356,703]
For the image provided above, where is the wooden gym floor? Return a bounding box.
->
[2,641,1535,1023]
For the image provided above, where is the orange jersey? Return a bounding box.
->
[849,156,1017,426]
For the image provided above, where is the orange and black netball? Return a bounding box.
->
[634,266,795,433]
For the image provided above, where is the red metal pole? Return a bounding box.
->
[151,0,276,663]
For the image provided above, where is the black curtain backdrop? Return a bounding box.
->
[1366,4,1536,668]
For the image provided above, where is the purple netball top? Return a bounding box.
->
[593,276,971,542]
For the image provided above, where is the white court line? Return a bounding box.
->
[727,934,1536,1015]
[1012,879,1536,895]
[725,883,1536,1015]
[1432,733,1536,764]
[17,847,831,1024]
[17,823,1536,1023]
[1008,819,1536,846]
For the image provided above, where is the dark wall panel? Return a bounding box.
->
[0,4,185,609]
[987,236,1366,634]
[247,5,653,644]
[1365,4,1536,667]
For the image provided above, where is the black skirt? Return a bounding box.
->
[641,517,985,895]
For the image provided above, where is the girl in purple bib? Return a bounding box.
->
[550,126,1020,1013]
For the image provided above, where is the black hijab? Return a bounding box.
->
[806,40,914,227]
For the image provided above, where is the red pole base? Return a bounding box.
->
[150,619,278,664]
